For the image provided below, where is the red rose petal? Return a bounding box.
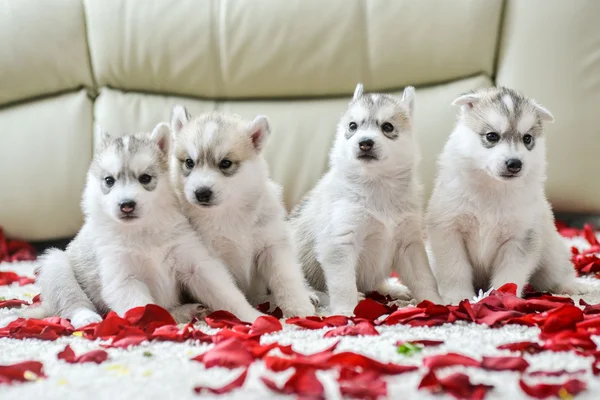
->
[497,341,545,354]
[57,344,108,364]
[583,224,599,247]
[326,352,418,375]
[248,315,282,336]
[324,321,379,338]
[0,361,45,384]
[261,367,324,399]
[205,310,246,328]
[353,298,394,321]
[519,379,586,399]
[338,369,387,400]
[396,339,444,347]
[540,305,583,336]
[0,228,37,263]
[0,271,35,286]
[194,368,247,395]
[102,326,148,349]
[286,315,349,330]
[528,369,586,377]
[0,299,28,309]
[123,304,176,333]
[0,317,74,340]
[543,330,597,353]
[91,311,130,339]
[481,356,529,372]
[423,353,481,371]
[192,338,255,369]
[419,370,492,400]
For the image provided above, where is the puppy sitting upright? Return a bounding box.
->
[426,87,582,304]
[170,108,316,317]
[290,84,442,315]
[27,125,262,327]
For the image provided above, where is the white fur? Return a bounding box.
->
[170,109,317,317]
[291,84,442,315]
[426,89,581,304]
[27,126,261,328]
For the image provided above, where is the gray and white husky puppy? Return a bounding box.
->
[426,87,584,304]
[289,84,442,315]
[12,124,262,328]
[170,108,317,317]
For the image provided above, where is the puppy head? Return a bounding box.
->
[170,106,270,212]
[331,83,416,175]
[84,123,172,225]
[450,87,553,183]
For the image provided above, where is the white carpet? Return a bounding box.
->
[1,233,600,400]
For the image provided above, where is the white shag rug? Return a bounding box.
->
[1,233,600,400]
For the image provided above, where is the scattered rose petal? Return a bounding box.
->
[423,353,481,371]
[0,271,35,286]
[261,367,324,399]
[326,352,418,375]
[519,379,586,399]
[57,344,108,364]
[0,317,74,340]
[194,368,247,395]
[124,304,176,334]
[0,299,28,309]
[0,361,45,384]
[396,339,444,348]
[286,315,349,329]
[338,368,387,400]
[192,338,255,369]
[497,341,544,354]
[0,228,37,263]
[481,356,529,372]
[528,369,586,377]
[248,315,282,337]
[353,298,394,321]
[419,370,492,400]
[324,321,379,338]
[205,310,246,328]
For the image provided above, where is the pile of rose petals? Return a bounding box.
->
[0,228,36,264]
[1,223,600,399]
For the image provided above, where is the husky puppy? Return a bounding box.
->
[21,124,262,328]
[426,87,582,304]
[170,108,317,318]
[289,84,442,315]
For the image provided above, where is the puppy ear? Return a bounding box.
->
[352,83,364,101]
[171,105,190,134]
[401,86,415,116]
[533,101,554,123]
[150,122,171,155]
[95,123,111,146]
[452,92,481,109]
[247,115,270,152]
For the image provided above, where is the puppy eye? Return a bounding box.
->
[381,122,394,133]
[523,134,533,145]
[104,176,115,187]
[219,159,233,170]
[486,132,500,142]
[185,158,195,169]
[139,174,152,184]
[349,122,358,131]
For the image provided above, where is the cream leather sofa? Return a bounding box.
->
[1,0,599,241]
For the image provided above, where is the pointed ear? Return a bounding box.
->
[150,122,171,155]
[171,105,190,134]
[247,115,270,152]
[452,92,481,109]
[401,86,415,116]
[95,123,111,147]
[533,101,554,123]
[352,83,364,101]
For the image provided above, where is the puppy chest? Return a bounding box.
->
[208,235,253,290]
[461,217,520,268]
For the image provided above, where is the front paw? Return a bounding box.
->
[281,299,317,318]
[170,303,211,324]
[71,309,103,328]
[357,291,366,302]
[441,290,475,306]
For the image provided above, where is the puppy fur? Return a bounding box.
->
[28,124,262,328]
[289,84,442,315]
[426,87,583,304]
[170,109,316,317]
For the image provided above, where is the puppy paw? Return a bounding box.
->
[281,299,317,318]
[170,303,211,324]
[357,291,366,302]
[308,291,321,307]
[70,309,103,328]
[559,280,589,296]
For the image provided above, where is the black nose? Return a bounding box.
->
[195,187,213,204]
[119,200,136,214]
[506,159,522,173]
[359,139,374,151]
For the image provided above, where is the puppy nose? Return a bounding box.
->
[506,158,522,173]
[119,200,136,214]
[195,187,213,203]
[359,139,374,151]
